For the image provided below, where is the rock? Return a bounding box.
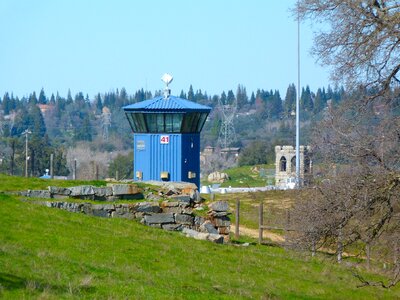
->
[181,207,193,215]
[69,186,95,197]
[190,190,202,204]
[92,204,114,211]
[93,187,113,199]
[92,209,109,218]
[146,193,162,201]
[162,224,183,231]
[207,234,224,244]
[194,216,205,226]
[134,202,162,213]
[209,201,229,212]
[109,184,142,196]
[161,201,180,208]
[212,216,231,227]
[200,222,219,234]
[162,207,182,214]
[182,228,201,238]
[208,211,230,217]
[48,186,71,196]
[28,190,51,198]
[111,212,134,219]
[175,214,194,225]
[218,226,230,235]
[207,171,229,183]
[169,195,191,204]
[144,213,175,225]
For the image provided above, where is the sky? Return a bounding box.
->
[0,0,331,99]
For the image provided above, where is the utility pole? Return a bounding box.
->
[22,129,32,177]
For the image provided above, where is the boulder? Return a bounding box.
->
[48,186,71,196]
[28,190,51,198]
[212,216,231,227]
[209,201,229,212]
[200,222,219,234]
[207,171,229,183]
[69,186,95,197]
[134,202,162,213]
[93,187,113,198]
[109,184,142,196]
[144,213,175,225]
[175,214,194,225]
[162,224,183,231]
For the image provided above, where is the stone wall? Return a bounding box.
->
[24,183,230,244]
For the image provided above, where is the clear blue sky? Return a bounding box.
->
[0,0,330,99]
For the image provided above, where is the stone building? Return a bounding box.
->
[275,145,312,188]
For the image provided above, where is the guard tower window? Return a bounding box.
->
[279,156,287,172]
[127,113,147,132]
[181,112,208,133]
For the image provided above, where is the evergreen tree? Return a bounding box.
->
[227,90,235,105]
[2,92,11,115]
[313,88,326,114]
[187,85,195,101]
[49,93,56,105]
[284,84,296,117]
[38,88,47,104]
[236,84,248,109]
[29,92,38,105]
[179,90,186,99]
[300,85,313,111]
[220,91,227,104]
[250,92,256,105]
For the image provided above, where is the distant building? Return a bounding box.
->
[275,145,312,188]
[220,147,240,161]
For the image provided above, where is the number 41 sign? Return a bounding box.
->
[160,135,169,144]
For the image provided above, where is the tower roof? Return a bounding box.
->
[123,95,211,113]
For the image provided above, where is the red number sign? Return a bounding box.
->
[160,135,169,144]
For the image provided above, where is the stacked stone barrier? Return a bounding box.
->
[22,183,230,244]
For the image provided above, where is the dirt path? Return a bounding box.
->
[230,224,285,243]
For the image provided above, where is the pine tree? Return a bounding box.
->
[284,84,296,117]
[38,88,47,104]
[187,85,195,101]
[236,84,248,109]
[227,90,235,105]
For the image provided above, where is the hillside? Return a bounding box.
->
[0,177,399,299]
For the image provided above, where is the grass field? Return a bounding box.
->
[201,164,275,188]
[0,175,399,299]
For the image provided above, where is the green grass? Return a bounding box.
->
[1,175,399,299]
[202,164,275,188]
[205,190,294,231]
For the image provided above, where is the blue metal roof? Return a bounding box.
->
[123,95,211,113]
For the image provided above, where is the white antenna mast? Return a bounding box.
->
[161,73,173,99]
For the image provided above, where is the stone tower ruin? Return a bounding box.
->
[275,145,312,188]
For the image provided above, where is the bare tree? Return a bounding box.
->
[291,0,400,287]
[296,0,400,97]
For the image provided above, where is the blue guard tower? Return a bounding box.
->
[123,74,211,188]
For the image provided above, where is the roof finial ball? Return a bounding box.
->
[161,73,173,99]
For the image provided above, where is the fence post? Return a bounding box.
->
[259,201,264,244]
[285,209,291,243]
[235,199,240,240]
[366,242,371,269]
[337,228,343,263]
[50,153,54,179]
[73,159,77,180]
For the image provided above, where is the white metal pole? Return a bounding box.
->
[296,1,301,187]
